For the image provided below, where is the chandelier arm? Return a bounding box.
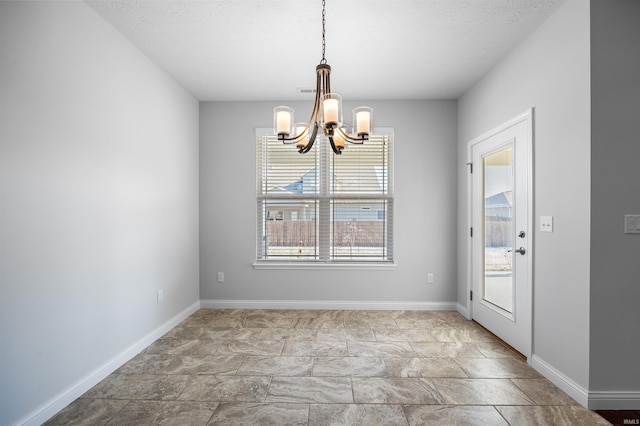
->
[328,136,342,154]
[299,125,318,154]
[336,126,367,144]
[326,71,331,95]
[311,65,323,127]
[278,133,306,144]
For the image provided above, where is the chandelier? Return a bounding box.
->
[273,0,373,155]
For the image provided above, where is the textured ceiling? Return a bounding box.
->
[87,0,565,101]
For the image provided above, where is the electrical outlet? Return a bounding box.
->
[217,272,224,283]
[427,273,434,284]
[157,290,164,304]
[624,215,640,234]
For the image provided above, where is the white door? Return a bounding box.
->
[469,110,533,359]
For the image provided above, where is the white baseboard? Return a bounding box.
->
[531,354,589,407]
[200,299,457,311]
[456,302,471,320]
[587,391,640,410]
[16,301,200,426]
[532,355,640,409]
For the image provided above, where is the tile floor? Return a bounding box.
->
[45,309,611,425]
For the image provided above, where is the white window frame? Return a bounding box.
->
[254,128,395,270]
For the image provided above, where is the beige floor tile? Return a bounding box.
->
[347,341,415,357]
[374,328,439,343]
[312,356,387,377]
[410,342,485,358]
[266,377,354,403]
[257,327,318,341]
[511,378,580,405]
[294,317,345,329]
[309,404,408,426]
[497,405,612,426]
[107,400,218,426]
[316,328,376,341]
[431,327,497,343]
[208,402,309,425]
[472,340,523,359]
[282,340,348,356]
[236,356,314,376]
[47,309,608,425]
[454,357,543,379]
[178,376,270,402]
[352,377,444,404]
[404,405,509,426]
[194,339,284,356]
[384,357,468,378]
[140,354,244,375]
[44,398,128,425]
[83,374,189,401]
[432,378,535,405]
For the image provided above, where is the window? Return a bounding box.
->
[256,128,393,265]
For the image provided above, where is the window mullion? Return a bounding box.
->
[318,136,331,261]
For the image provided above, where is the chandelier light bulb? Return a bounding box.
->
[322,93,342,128]
[354,107,373,136]
[332,129,346,149]
[274,106,293,136]
[294,123,309,148]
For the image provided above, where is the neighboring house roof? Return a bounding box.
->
[283,179,303,194]
[485,191,513,207]
[269,166,386,195]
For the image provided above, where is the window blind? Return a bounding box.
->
[256,129,393,264]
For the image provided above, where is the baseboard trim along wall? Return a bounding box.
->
[16,301,200,426]
[531,355,589,408]
[587,391,640,410]
[532,355,640,409]
[456,302,471,320]
[200,299,457,311]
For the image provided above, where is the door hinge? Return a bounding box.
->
[466,162,473,173]
[470,290,473,301]
[470,227,473,237]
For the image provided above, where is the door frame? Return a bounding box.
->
[465,108,534,360]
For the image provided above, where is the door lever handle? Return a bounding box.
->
[514,247,526,255]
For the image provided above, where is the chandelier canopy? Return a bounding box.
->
[273,0,373,155]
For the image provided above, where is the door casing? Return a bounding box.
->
[466,109,534,360]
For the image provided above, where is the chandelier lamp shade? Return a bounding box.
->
[273,0,373,155]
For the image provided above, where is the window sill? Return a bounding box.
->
[253,262,397,271]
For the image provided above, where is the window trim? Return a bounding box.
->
[253,261,396,270]
[255,127,394,269]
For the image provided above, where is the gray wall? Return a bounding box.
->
[457,0,591,394]
[590,0,640,399]
[200,100,457,305]
[0,2,200,424]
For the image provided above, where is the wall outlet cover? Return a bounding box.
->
[540,216,553,233]
[624,215,640,234]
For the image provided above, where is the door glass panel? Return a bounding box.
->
[483,146,513,313]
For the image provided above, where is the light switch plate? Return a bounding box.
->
[624,215,640,234]
[540,216,553,233]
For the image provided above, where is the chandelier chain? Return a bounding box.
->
[321,0,327,64]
